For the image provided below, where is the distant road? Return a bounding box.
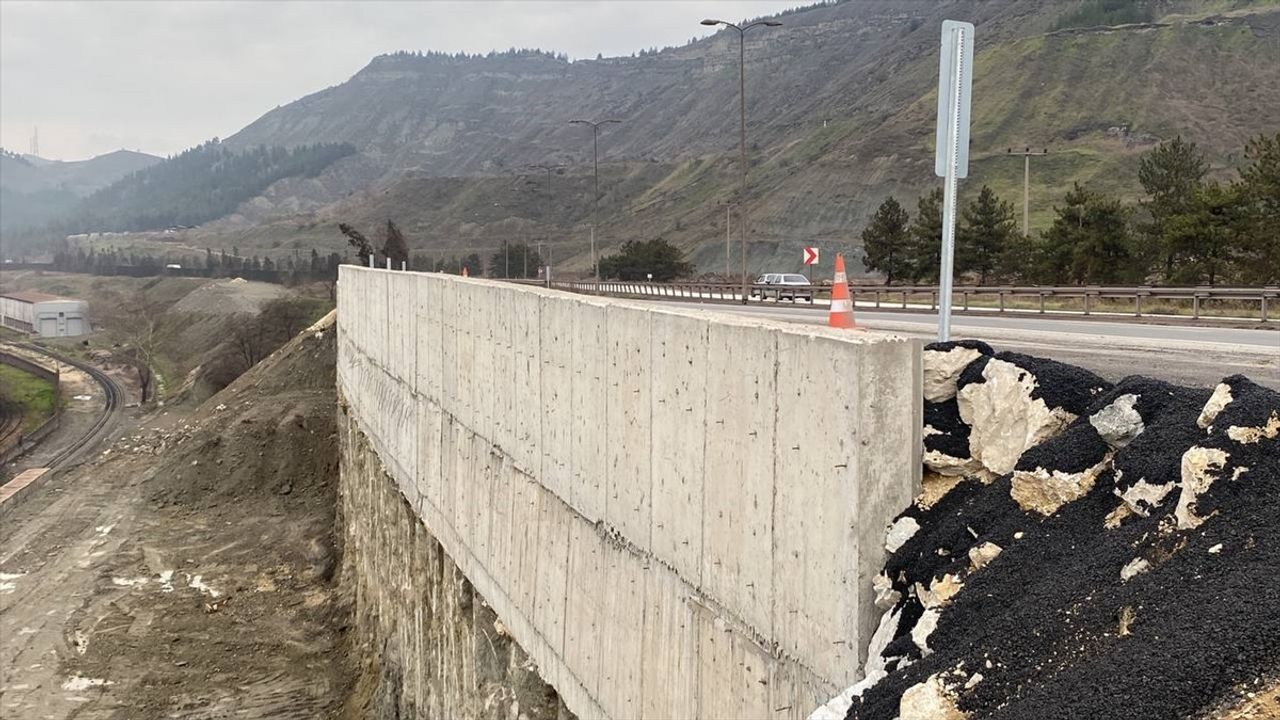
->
[653,300,1279,389]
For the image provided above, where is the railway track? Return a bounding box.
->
[6,343,124,473]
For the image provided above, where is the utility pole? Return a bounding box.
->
[1006,147,1048,237]
[701,17,782,302]
[716,201,735,278]
[569,119,622,281]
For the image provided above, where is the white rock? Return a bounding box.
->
[899,674,967,720]
[1010,457,1110,516]
[923,346,986,403]
[1115,479,1176,517]
[885,516,921,554]
[911,608,942,656]
[957,358,1076,476]
[1175,446,1230,530]
[1090,393,1144,448]
[1197,383,1234,429]
[873,572,901,610]
[1208,543,1223,554]
[1226,411,1280,444]
[968,542,1003,571]
[1120,557,1151,580]
[923,448,989,478]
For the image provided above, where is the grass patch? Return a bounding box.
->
[0,364,58,432]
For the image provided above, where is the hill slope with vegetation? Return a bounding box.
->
[5,0,1278,282]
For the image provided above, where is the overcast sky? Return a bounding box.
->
[1,0,805,161]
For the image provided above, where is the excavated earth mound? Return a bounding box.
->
[838,346,1280,720]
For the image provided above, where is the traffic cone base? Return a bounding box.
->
[828,254,857,329]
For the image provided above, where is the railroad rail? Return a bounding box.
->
[524,281,1279,322]
[4,343,122,472]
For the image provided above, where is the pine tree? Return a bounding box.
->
[906,188,943,283]
[1038,183,1137,284]
[860,196,911,285]
[1234,133,1280,284]
[382,220,410,268]
[1138,136,1208,277]
[957,185,1018,284]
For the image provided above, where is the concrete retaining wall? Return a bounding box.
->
[337,266,921,719]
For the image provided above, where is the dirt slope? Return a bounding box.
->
[0,310,347,719]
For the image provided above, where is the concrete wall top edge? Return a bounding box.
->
[338,266,915,348]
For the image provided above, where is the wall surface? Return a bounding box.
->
[337,266,921,719]
[339,409,574,720]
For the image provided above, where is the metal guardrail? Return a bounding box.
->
[522,280,1279,322]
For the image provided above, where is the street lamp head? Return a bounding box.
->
[762,21,783,27]
[569,119,589,126]
[602,119,622,125]
[701,19,722,26]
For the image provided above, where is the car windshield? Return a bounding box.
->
[783,274,809,283]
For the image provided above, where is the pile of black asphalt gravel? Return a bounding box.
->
[848,352,1280,720]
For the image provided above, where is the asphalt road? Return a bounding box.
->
[654,300,1279,389]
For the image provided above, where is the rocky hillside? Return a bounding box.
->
[17,0,1280,274]
[180,0,1279,273]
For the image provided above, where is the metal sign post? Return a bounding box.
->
[934,20,974,342]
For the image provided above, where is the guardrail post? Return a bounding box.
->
[1193,294,1201,320]
[1135,294,1142,317]
[962,291,970,312]
[1039,293,1046,314]
[1084,293,1091,315]
[1263,294,1270,323]
[998,291,1006,313]
[875,291,882,308]
[901,291,908,309]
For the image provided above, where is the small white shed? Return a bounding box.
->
[0,290,90,337]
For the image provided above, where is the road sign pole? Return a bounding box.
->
[935,20,973,342]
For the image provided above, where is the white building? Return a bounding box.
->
[0,290,89,337]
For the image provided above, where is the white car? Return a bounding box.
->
[751,273,813,302]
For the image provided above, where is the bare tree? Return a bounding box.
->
[105,290,163,403]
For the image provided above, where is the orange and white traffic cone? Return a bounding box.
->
[828,253,857,329]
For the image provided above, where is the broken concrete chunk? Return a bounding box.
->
[899,673,968,720]
[1175,446,1230,530]
[958,358,1078,475]
[924,345,988,403]
[1010,458,1109,516]
[885,516,921,554]
[968,542,1003,571]
[1198,382,1234,429]
[1090,393,1145,448]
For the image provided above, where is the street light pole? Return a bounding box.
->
[569,118,621,281]
[702,18,782,303]
[1006,147,1048,237]
[529,163,561,286]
